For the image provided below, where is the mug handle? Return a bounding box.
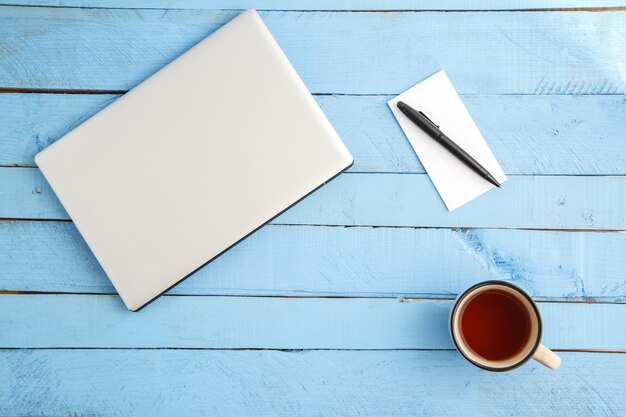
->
[532,344,561,370]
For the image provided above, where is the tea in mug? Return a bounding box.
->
[458,288,531,361]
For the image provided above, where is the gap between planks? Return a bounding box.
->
[0,3,624,12]
[1,88,625,96]
[0,347,623,354]
[2,218,624,233]
[1,292,624,305]
[3,164,626,175]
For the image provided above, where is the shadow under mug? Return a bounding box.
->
[449,280,561,372]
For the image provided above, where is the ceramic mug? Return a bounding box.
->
[449,280,561,371]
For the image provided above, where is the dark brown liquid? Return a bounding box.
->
[459,289,531,361]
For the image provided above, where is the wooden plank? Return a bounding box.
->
[2,167,625,229]
[3,0,623,11]
[1,8,624,94]
[0,167,65,220]
[2,93,625,175]
[2,221,626,302]
[1,350,625,417]
[2,350,624,417]
[0,294,623,349]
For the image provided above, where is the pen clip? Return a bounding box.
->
[418,111,439,129]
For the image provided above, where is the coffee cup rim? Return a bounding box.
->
[449,280,543,372]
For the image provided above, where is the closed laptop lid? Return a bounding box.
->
[35,9,353,311]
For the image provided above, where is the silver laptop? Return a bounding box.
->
[35,9,353,311]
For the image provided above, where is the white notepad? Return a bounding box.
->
[388,71,506,211]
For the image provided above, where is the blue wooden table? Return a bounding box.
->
[1,1,625,415]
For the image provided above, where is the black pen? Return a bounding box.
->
[396,101,501,188]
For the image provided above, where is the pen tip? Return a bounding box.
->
[396,101,406,110]
[487,176,501,188]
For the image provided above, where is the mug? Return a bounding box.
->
[449,280,561,371]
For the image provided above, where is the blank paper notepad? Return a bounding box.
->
[388,71,506,211]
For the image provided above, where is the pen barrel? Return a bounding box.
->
[396,101,499,187]
[415,119,440,137]
[435,133,490,178]
[397,102,440,137]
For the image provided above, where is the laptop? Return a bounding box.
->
[35,9,353,311]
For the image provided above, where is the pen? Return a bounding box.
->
[396,101,501,188]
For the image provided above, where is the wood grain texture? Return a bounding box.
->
[4,0,624,10]
[2,93,625,175]
[2,167,625,229]
[1,349,624,417]
[1,8,624,94]
[2,221,626,301]
[1,3,625,416]
[0,294,624,349]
